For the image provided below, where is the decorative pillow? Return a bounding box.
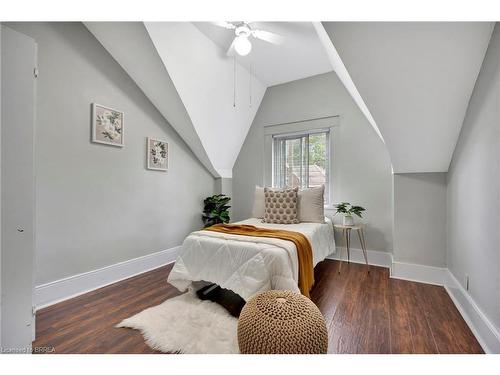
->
[263,187,299,224]
[298,185,325,223]
[251,186,265,219]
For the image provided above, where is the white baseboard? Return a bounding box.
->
[390,261,448,286]
[34,246,181,310]
[327,247,392,268]
[444,270,500,354]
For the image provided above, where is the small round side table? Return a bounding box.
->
[333,224,369,273]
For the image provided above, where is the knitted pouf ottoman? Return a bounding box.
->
[237,290,328,354]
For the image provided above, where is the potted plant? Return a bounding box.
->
[202,194,231,228]
[334,202,366,226]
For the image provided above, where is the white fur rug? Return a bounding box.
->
[116,292,239,354]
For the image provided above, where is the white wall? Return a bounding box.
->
[5,22,215,285]
[393,173,447,267]
[447,24,500,331]
[145,22,267,178]
[214,178,232,197]
[233,71,394,252]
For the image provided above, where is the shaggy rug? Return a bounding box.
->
[116,292,239,354]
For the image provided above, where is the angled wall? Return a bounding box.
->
[323,22,492,173]
[84,22,219,178]
[144,22,266,178]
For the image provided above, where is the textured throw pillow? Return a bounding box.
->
[251,186,265,219]
[263,187,299,224]
[298,185,325,223]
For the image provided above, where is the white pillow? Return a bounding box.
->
[251,186,265,218]
[298,185,325,223]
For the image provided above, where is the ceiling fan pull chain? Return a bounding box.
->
[233,56,236,108]
[249,62,252,108]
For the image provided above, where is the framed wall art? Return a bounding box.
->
[92,103,124,147]
[147,137,168,171]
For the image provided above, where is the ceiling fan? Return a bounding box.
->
[213,21,284,56]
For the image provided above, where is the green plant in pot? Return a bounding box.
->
[202,194,231,228]
[334,202,366,226]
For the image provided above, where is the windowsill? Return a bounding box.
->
[324,205,336,210]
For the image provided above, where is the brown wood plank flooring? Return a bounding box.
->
[33,260,483,354]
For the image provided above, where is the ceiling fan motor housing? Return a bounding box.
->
[235,25,251,38]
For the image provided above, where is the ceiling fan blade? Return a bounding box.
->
[251,29,284,44]
[226,38,236,56]
[212,21,236,30]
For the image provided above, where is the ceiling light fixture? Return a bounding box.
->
[234,35,252,56]
[213,22,284,57]
[233,25,252,56]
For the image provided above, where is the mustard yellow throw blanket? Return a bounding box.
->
[205,224,314,298]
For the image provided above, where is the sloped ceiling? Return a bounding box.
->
[193,22,332,87]
[86,22,493,177]
[86,22,333,179]
[313,22,384,143]
[144,22,267,178]
[84,22,219,177]
[322,22,493,173]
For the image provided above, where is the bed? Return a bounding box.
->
[167,217,335,301]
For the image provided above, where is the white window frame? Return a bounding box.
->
[263,115,339,207]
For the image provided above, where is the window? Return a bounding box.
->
[272,129,330,202]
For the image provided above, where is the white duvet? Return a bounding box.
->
[167,218,335,301]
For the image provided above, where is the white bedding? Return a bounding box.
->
[167,218,335,301]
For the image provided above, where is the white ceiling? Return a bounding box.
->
[323,22,493,173]
[193,22,333,87]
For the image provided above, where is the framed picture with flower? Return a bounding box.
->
[147,137,168,171]
[92,103,124,147]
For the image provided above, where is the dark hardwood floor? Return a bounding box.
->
[33,260,483,354]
